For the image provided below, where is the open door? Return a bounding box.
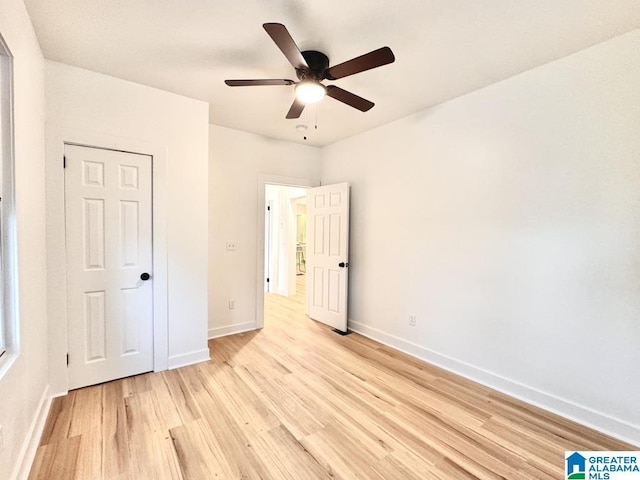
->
[306,182,350,333]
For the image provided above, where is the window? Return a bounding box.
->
[0,34,15,365]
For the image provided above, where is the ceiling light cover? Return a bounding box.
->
[295,81,326,104]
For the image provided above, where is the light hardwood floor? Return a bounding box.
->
[30,276,632,479]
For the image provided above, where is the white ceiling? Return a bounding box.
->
[24,0,640,147]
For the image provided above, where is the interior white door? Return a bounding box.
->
[65,144,153,390]
[306,182,350,332]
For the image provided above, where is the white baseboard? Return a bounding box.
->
[12,384,52,480]
[208,321,256,339]
[348,320,640,447]
[167,348,210,370]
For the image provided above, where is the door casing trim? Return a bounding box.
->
[46,126,168,395]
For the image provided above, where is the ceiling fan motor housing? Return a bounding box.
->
[297,50,330,81]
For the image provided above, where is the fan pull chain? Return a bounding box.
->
[296,105,320,141]
[315,106,318,131]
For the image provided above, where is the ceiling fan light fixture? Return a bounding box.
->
[225,24,394,119]
[295,81,326,104]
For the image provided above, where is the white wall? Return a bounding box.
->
[45,61,210,393]
[209,125,320,338]
[0,1,49,478]
[321,29,640,444]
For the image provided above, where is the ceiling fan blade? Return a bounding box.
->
[326,85,374,112]
[263,23,309,70]
[286,98,305,119]
[324,46,395,80]
[225,79,295,86]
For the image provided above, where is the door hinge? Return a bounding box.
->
[63,155,66,168]
[266,277,270,283]
[66,353,69,366]
[267,206,270,211]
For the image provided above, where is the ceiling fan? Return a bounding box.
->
[225,23,395,119]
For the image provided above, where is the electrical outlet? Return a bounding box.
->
[228,299,236,310]
[409,314,416,326]
[225,242,236,251]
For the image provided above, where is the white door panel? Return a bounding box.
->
[65,145,153,390]
[306,182,349,332]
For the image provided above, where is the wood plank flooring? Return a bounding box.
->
[29,276,633,479]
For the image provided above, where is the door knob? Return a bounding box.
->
[140,272,151,281]
[338,262,349,268]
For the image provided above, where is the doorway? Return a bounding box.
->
[256,177,350,332]
[264,184,308,321]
